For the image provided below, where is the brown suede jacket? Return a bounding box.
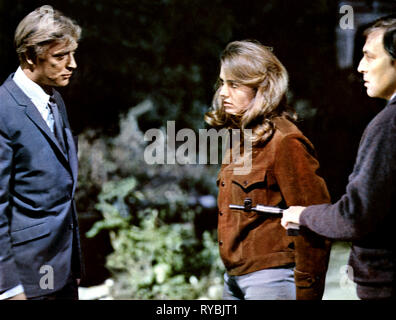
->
[216,116,331,300]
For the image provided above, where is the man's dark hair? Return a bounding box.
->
[364,14,396,60]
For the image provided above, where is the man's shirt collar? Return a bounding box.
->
[12,66,52,109]
[390,92,396,103]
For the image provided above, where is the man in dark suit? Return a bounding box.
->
[0,5,82,300]
[281,15,396,300]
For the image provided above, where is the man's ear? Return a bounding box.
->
[392,57,396,70]
[24,48,37,69]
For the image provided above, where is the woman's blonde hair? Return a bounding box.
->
[14,5,81,63]
[205,40,296,146]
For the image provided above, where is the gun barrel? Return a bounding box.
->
[229,203,299,236]
[254,204,283,215]
[229,204,283,215]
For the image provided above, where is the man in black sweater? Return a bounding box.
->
[281,15,396,300]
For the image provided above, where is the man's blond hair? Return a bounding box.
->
[14,5,81,63]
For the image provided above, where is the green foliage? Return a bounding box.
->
[82,106,223,299]
[87,177,223,299]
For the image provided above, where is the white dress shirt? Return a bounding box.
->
[13,67,55,132]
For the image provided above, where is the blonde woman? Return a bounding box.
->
[205,40,331,300]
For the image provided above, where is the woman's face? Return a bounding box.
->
[219,65,256,115]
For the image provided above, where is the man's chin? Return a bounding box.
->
[53,80,70,87]
[366,89,376,98]
[366,90,388,100]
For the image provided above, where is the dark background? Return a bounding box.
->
[1,0,391,198]
[1,0,395,287]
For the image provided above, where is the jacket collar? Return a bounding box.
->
[13,67,52,111]
[3,74,77,184]
[4,75,64,153]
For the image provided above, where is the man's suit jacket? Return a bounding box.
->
[0,74,81,298]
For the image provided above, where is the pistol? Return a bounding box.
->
[229,198,299,236]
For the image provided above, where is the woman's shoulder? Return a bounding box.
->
[272,116,304,139]
[269,116,317,155]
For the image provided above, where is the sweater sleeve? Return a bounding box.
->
[300,106,396,241]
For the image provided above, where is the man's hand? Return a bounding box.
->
[7,292,27,300]
[281,206,306,229]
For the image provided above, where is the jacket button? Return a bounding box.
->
[219,212,223,216]
[69,223,74,230]
[221,181,225,186]
[219,241,223,246]
[243,181,248,186]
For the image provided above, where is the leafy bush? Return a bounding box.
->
[81,103,224,299]
[87,177,223,299]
